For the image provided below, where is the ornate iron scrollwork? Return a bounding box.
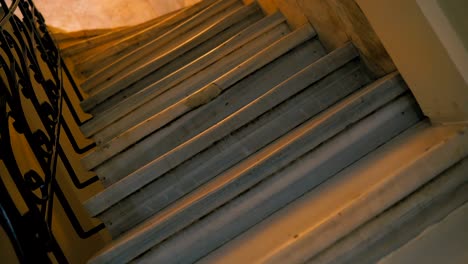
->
[0,0,104,262]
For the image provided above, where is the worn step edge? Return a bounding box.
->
[309,158,468,264]
[83,39,353,211]
[82,0,242,88]
[83,68,395,220]
[197,123,468,264]
[87,12,279,116]
[89,23,290,149]
[64,8,184,61]
[101,60,367,236]
[75,0,219,70]
[261,125,468,264]
[133,96,422,263]
[81,3,261,112]
[62,0,216,57]
[80,26,289,148]
[52,27,115,42]
[81,23,317,172]
[89,12,265,118]
[81,0,241,92]
[80,12,285,131]
[62,7,179,57]
[82,12,285,112]
[91,87,416,263]
[79,2,256,83]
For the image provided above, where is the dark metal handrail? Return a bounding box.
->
[0,0,104,262]
[0,0,20,26]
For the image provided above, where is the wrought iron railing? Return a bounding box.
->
[0,0,104,262]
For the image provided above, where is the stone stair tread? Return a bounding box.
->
[309,157,468,264]
[98,57,369,237]
[86,73,424,264]
[80,0,244,92]
[62,8,178,58]
[69,6,192,64]
[83,41,356,215]
[197,122,468,264]
[131,94,423,263]
[81,3,263,111]
[51,1,464,263]
[79,20,292,142]
[79,1,254,85]
[86,11,267,116]
[86,66,398,227]
[80,23,317,172]
[62,0,215,59]
[80,12,286,135]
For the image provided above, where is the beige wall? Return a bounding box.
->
[251,0,468,123]
[355,0,468,124]
[437,0,468,51]
[249,0,396,77]
[35,0,200,31]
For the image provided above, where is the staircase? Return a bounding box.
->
[58,0,468,263]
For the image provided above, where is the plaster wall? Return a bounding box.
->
[355,0,468,124]
[437,0,468,51]
[34,0,200,32]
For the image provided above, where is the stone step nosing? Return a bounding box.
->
[81,0,242,92]
[80,3,261,112]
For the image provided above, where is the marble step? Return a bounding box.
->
[61,9,180,58]
[80,0,244,91]
[62,0,214,58]
[195,122,468,264]
[66,6,197,65]
[76,0,249,80]
[132,93,423,264]
[84,64,388,223]
[95,58,370,237]
[81,3,263,111]
[86,74,422,264]
[87,12,265,116]
[85,28,324,190]
[87,12,276,117]
[308,156,468,264]
[81,24,317,184]
[52,28,118,49]
[79,20,295,144]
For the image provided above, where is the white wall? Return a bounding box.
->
[356,0,468,124]
[35,0,200,31]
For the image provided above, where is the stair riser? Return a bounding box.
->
[81,24,289,143]
[83,5,262,111]
[134,95,423,264]
[89,12,285,114]
[81,0,243,91]
[197,122,468,264]
[80,2,257,87]
[263,126,468,264]
[88,12,264,115]
[101,60,368,236]
[310,159,468,264]
[83,24,315,174]
[62,3,190,58]
[86,35,320,186]
[83,41,356,217]
[84,72,417,263]
[81,22,291,142]
[74,0,221,75]
[67,1,217,82]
